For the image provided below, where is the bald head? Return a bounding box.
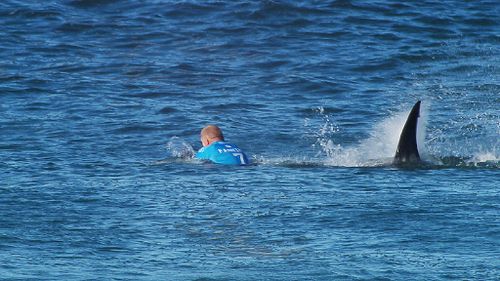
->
[200,125,224,147]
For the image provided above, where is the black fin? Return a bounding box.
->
[394,101,421,164]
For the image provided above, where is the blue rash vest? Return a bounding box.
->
[195,141,249,165]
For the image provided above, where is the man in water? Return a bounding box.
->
[195,125,250,165]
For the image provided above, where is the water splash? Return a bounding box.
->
[467,147,499,168]
[472,151,499,163]
[312,101,499,169]
[166,136,195,159]
[317,103,429,167]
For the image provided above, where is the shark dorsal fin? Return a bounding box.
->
[394,101,421,164]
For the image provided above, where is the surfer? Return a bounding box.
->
[195,125,250,165]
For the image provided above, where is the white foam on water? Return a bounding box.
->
[469,147,499,166]
[252,154,321,167]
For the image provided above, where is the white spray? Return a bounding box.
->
[319,102,429,167]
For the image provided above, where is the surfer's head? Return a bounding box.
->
[200,125,224,147]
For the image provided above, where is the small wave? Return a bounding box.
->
[373,32,402,42]
[158,106,178,114]
[68,0,119,9]
[252,155,326,168]
[201,103,266,113]
[4,8,61,19]
[414,15,453,26]
[463,17,498,27]
[350,59,399,72]
[56,22,96,33]
[114,125,157,134]
[249,1,327,20]
[129,91,183,99]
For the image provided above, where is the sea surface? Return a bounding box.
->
[1,0,499,280]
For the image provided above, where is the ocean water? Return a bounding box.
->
[1,0,499,280]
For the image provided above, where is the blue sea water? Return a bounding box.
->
[1,0,499,280]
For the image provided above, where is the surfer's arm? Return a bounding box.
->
[195,146,209,159]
